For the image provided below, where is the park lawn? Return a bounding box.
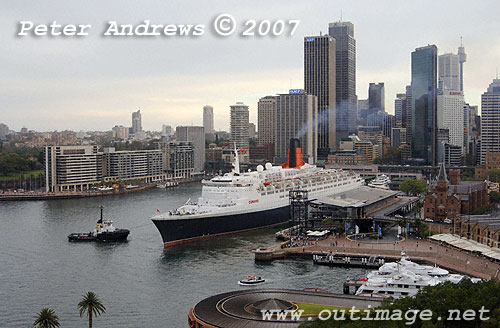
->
[0,170,44,181]
[294,302,368,316]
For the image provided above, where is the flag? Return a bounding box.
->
[355,225,359,234]
[156,209,160,213]
[239,147,247,154]
[378,226,382,236]
[372,220,376,231]
[345,221,349,233]
[406,222,410,233]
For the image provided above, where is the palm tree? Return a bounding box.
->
[33,308,60,328]
[77,291,106,328]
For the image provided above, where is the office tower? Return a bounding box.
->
[230,102,250,162]
[458,40,467,92]
[0,123,8,140]
[405,85,412,145]
[394,93,407,128]
[391,127,407,147]
[248,123,256,139]
[304,34,336,151]
[368,83,385,114]
[411,45,438,165]
[176,126,205,173]
[357,99,369,125]
[203,105,215,134]
[257,96,277,146]
[275,90,318,164]
[329,21,357,143]
[132,109,142,134]
[438,53,460,92]
[112,125,129,139]
[437,90,465,150]
[480,78,500,163]
[161,125,172,137]
[383,114,394,139]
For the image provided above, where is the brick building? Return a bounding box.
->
[424,163,488,220]
[453,215,500,247]
[475,152,500,180]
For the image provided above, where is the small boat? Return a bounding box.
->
[368,174,391,190]
[238,276,266,286]
[68,206,130,242]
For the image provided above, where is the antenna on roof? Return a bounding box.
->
[496,67,499,79]
[460,36,463,47]
[340,10,343,22]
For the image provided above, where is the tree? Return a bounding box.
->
[78,291,106,328]
[399,179,427,196]
[33,308,60,328]
[487,169,500,183]
[490,191,500,204]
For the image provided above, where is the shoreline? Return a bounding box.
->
[0,178,202,201]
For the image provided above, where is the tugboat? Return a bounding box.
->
[68,206,130,242]
[238,275,266,286]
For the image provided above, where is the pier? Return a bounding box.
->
[255,236,500,280]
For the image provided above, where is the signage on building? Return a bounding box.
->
[289,89,303,94]
[305,37,315,42]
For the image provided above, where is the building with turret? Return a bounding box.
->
[424,163,488,220]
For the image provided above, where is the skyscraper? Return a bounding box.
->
[438,53,460,92]
[257,96,277,146]
[480,78,500,163]
[203,105,214,134]
[275,90,318,164]
[411,45,438,165]
[132,109,142,134]
[176,126,205,173]
[230,102,250,162]
[368,83,385,114]
[329,21,357,144]
[405,85,413,146]
[394,93,407,128]
[304,34,336,152]
[437,90,465,150]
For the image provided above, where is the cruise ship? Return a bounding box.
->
[152,139,364,247]
[355,251,466,298]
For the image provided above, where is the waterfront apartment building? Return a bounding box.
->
[44,145,103,192]
[132,109,142,134]
[304,34,336,151]
[329,21,357,144]
[411,45,438,165]
[163,142,195,179]
[274,90,318,164]
[480,79,500,164]
[257,96,277,146]
[230,102,250,162]
[176,126,205,173]
[102,148,167,182]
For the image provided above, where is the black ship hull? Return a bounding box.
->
[152,206,290,247]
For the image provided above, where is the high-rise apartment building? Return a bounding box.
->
[480,79,500,163]
[0,123,9,140]
[112,125,129,139]
[411,45,438,165]
[257,96,277,146]
[203,105,215,134]
[132,109,142,134]
[230,102,250,162]
[304,35,336,151]
[176,126,205,173]
[274,90,318,164]
[329,21,357,144]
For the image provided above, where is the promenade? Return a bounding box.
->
[256,236,500,280]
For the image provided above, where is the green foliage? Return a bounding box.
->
[487,169,500,183]
[490,191,500,204]
[300,280,500,327]
[0,152,42,176]
[472,204,493,215]
[78,291,106,328]
[33,308,60,328]
[399,179,428,196]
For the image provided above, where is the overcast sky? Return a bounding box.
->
[1,0,499,132]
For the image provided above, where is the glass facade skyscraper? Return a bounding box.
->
[328,21,357,145]
[411,45,438,165]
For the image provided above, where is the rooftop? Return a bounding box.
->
[312,186,400,208]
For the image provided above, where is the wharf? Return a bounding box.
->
[255,236,500,280]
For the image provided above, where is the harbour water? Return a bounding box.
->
[0,182,365,327]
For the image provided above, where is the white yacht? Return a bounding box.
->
[356,251,465,298]
[368,174,391,190]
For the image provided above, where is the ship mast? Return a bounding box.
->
[232,142,240,175]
